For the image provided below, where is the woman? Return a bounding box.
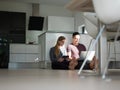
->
[49,36,70,70]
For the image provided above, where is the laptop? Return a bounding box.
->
[80,51,95,61]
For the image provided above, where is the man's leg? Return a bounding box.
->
[89,56,99,70]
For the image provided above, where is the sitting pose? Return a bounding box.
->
[67,32,99,70]
[49,36,70,70]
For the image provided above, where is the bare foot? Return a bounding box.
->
[69,61,74,70]
[95,59,99,71]
[69,60,78,70]
[90,56,99,70]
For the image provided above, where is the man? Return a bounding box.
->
[67,32,98,70]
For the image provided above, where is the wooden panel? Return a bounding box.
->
[65,0,94,12]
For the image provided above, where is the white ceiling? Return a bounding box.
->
[0,0,71,6]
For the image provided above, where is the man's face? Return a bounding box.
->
[72,35,80,45]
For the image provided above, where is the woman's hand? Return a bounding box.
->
[66,57,70,61]
[58,58,64,62]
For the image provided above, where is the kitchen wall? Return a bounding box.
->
[74,12,85,32]
[0,1,84,44]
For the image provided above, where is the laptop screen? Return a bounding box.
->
[80,51,95,61]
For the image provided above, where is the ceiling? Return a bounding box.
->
[0,0,94,12]
[0,0,71,6]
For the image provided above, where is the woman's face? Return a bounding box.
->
[58,39,65,46]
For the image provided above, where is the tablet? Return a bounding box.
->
[62,56,69,59]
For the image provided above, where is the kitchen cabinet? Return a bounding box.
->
[9,44,40,62]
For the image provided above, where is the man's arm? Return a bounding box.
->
[67,45,73,60]
[67,51,72,59]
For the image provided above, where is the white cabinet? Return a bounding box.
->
[48,16,74,32]
[108,41,120,61]
[26,45,39,53]
[26,54,39,62]
[10,44,40,62]
[10,44,26,53]
[10,54,26,62]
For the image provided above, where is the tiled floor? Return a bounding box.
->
[0,69,120,90]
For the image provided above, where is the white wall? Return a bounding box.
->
[27,4,74,44]
[0,1,74,44]
[74,12,85,32]
[0,1,32,13]
[40,4,73,17]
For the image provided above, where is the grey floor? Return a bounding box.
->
[0,69,120,90]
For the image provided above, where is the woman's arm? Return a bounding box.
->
[49,47,57,62]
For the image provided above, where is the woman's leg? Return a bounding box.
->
[51,61,69,70]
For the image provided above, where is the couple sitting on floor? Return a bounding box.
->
[49,32,98,70]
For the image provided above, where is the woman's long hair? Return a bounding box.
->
[54,36,65,57]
